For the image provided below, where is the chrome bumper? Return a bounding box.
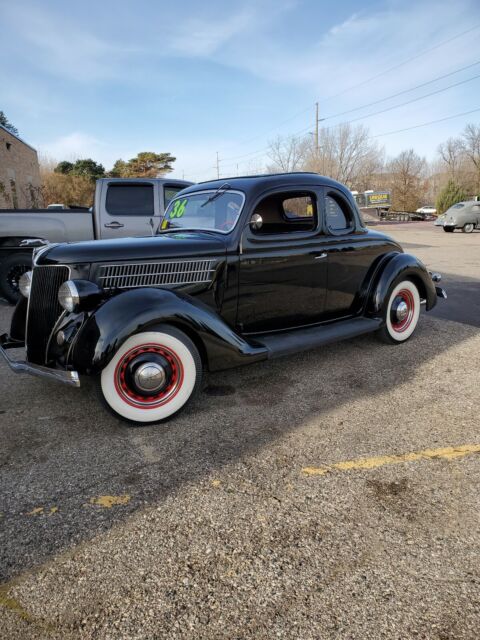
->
[429,272,447,300]
[0,333,80,387]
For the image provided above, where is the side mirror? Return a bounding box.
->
[250,213,263,230]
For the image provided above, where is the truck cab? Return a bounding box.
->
[0,177,192,302]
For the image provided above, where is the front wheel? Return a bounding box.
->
[462,223,474,233]
[99,325,202,425]
[377,280,421,345]
[443,226,455,232]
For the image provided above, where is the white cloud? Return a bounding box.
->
[1,4,135,82]
[167,10,257,57]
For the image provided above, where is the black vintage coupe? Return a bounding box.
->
[0,173,446,424]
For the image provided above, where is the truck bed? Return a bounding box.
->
[0,208,91,214]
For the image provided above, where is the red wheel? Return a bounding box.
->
[100,326,202,424]
[377,280,420,344]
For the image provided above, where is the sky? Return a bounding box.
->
[1,0,480,182]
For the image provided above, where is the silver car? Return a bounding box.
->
[438,201,480,233]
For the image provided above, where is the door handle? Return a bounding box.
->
[104,221,125,229]
[312,252,328,260]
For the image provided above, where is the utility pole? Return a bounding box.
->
[315,102,319,156]
[215,152,220,179]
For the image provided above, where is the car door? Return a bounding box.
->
[321,188,382,319]
[100,181,159,239]
[236,189,328,333]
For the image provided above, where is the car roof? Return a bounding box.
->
[180,172,352,199]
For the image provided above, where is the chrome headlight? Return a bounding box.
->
[19,271,33,298]
[58,280,80,312]
[57,279,102,313]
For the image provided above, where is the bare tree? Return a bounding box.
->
[303,123,383,188]
[386,149,427,211]
[461,123,480,190]
[266,135,309,173]
[437,137,463,179]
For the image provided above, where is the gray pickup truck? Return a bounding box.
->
[0,177,192,302]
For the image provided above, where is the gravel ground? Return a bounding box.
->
[0,223,479,639]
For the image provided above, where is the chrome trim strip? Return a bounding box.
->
[97,259,216,290]
[25,263,71,355]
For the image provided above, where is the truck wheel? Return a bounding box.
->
[0,252,32,304]
[376,280,421,345]
[462,223,474,233]
[99,325,202,425]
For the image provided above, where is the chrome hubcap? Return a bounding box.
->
[134,362,166,393]
[394,300,409,322]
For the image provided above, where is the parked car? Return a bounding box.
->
[416,205,437,216]
[0,173,446,425]
[440,201,480,232]
[0,177,192,302]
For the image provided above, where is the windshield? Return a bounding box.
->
[159,190,244,234]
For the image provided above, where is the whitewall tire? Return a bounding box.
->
[377,280,421,344]
[100,326,202,424]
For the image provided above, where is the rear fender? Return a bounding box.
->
[70,288,267,373]
[367,252,437,316]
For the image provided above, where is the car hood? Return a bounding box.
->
[37,232,227,266]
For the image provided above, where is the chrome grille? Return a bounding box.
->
[97,259,216,290]
[26,265,69,364]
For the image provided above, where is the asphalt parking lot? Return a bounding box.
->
[0,222,479,639]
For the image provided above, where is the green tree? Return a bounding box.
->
[71,158,105,181]
[109,159,129,178]
[435,179,468,215]
[0,110,19,136]
[54,159,105,181]
[126,151,176,177]
[54,160,74,175]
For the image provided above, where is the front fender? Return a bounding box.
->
[70,288,267,373]
[368,252,437,316]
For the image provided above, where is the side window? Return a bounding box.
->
[106,184,154,216]
[253,192,317,235]
[164,186,184,209]
[325,194,353,233]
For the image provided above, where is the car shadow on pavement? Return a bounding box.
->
[0,307,476,582]
[428,271,480,328]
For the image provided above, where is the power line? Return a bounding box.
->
[322,60,480,121]
[320,22,480,104]
[370,106,480,138]
[221,70,480,165]
[217,22,480,158]
[332,72,480,126]
[219,106,480,175]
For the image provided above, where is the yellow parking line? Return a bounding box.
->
[302,444,480,476]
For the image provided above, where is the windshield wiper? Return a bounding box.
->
[200,183,231,208]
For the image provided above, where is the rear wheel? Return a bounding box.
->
[377,280,421,344]
[99,325,202,425]
[0,252,32,304]
[462,223,474,233]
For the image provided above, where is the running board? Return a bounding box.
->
[253,317,382,360]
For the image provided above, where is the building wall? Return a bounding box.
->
[0,125,41,209]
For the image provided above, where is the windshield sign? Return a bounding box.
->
[159,190,244,233]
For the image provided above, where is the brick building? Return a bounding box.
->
[0,124,41,209]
